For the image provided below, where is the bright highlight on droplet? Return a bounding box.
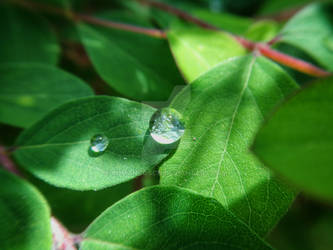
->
[90,134,109,153]
[149,108,185,144]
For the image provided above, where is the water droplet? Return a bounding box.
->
[149,108,185,144]
[123,157,127,160]
[90,134,109,153]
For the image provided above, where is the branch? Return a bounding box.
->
[0,145,22,176]
[257,44,331,77]
[136,0,331,77]
[137,0,218,30]
[77,14,166,39]
[51,217,82,250]
[9,0,166,39]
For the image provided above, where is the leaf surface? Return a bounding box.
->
[0,5,60,64]
[14,96,168,190]
[82,186,272,250]
[0,63,94,128]
[0,169,51,250]
[278,3,333,71]
[78,12,185,101]
[167,22,246,82]
[160,55,298,236]
[253,77,333,202]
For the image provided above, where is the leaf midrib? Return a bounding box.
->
[209,56,256,197]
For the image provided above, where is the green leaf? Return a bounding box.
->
[259,0,311,15]
[245,20,280,42]
[192,9,253,34]
[253,76,333,202]
[0,63,94,128]
[167,22,247,82]
[0,5,60,64]
[160,55,299,236]
[82,186,272,250]
[278,3,333,71]
[0,169,51,250]
[14,96,169,190]
[78,12,185,101]
[31,175,134,232]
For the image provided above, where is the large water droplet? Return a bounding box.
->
[90,134,109,153]
[149,108,185,144]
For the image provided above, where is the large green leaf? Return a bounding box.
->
[82,186,271,250]
[14,96,169,190]
[253,77,333,202]
[0,63,94,128]
[160,55,299,236]
[278,3,333,71]
[167,22,246,82]
[0,5,60,64]
[78,12,185,101]
[0,169,51,250]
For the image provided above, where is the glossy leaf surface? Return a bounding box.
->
[160,56,299,236]
[82,186,272,250]
[14,96,169,190]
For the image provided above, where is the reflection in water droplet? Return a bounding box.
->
[149,108,185,144]
[90,134,109,153]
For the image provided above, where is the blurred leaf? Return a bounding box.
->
[0,63,93,128]
[29,174,133,233]
[278,3,333,71]
[82,186,272,250]
[0,169,51,250]
[193,9,253,34]
[14,96,169,190]
[245,20,280,42]
[0,5,60,64]
[78,12,185,101]
[253,76,333,202]
[259,0,311,15]
[167,21,246,82]
[160,55,298,236]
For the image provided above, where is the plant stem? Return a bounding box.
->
[9,0,166,39]
[0,145,22,176]
[135,0,331,77]
[51,217,81,250]
[137,0,219,30]
[77,14,166,38]
[257,44,331,77]
[8,0,332,76]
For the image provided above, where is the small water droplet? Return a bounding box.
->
[90,134,109,153]
[123,157,127,160]
[149,108,185,144]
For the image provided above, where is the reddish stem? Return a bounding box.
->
[0,145,22,176]
[77,14,166,39]
[257,44,331,77]
[51,217,81,250]
[10,0,166,39]
[137,0,331,77]
[137,0,218,30]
